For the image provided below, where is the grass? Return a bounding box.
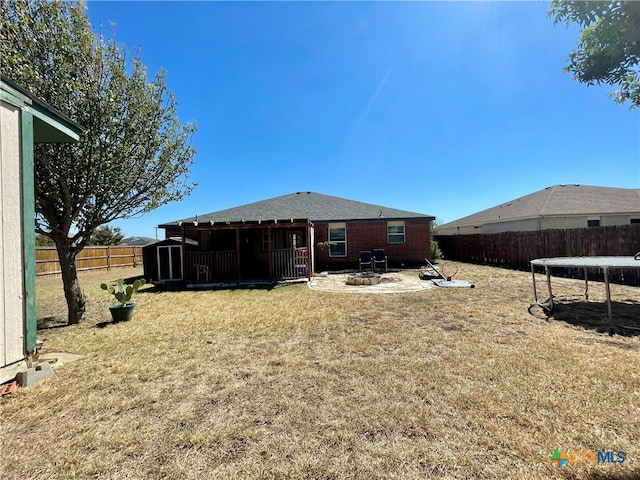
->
[1,263,639,479]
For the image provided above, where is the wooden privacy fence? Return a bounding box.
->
[436,224,640,285]
[36,246,144,276]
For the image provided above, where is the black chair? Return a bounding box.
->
[373,249,387,273]
[359,251,372,272]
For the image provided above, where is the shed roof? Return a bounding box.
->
[160,192,434,227]
[142,237,198,249]
[438,184,640,230]
[1,76,83,142]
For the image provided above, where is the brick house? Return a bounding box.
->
[146,192,435,284]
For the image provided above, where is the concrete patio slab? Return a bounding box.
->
[38,352,84,367]
[308,270,434,294]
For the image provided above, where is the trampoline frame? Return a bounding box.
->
[530,254,640,322]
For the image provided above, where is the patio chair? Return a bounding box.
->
[359,251,372,272]
[373,249,387,273]
[195,264,210,283]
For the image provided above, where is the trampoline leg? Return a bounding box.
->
[583,267,589,300]
[604,267,612,321]
[530,264,553,316]
[545,267,554,312]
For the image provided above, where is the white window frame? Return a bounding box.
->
[387,221,405,244]
[328,223,347,257]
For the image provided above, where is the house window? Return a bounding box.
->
[261,230,276,251]
[587,219,600,228]
[287,231,304,249]
[388,221,405,244]
[631,219,640,224]
[328,223,346,257]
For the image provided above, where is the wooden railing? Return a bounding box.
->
[36,246,144,276]
[273,248,308,279]
[185,251,237,283]
[184,249,308,283]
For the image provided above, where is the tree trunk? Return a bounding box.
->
[55,240,86,325]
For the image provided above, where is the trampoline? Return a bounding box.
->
[530,253,640,324]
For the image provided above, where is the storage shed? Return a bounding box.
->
[142,237,199,283]
[0,77,82,383]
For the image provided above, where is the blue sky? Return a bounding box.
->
[85,1,640,238]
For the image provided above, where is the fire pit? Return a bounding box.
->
[346,272,381,286]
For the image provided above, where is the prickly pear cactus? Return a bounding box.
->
[101,278,146,305]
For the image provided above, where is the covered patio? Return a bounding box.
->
[145,218,314,285]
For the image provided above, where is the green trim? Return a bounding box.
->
[29,104,80,143]
[2,77,82,142]
[0,83,31,108]
[21,111,37,354]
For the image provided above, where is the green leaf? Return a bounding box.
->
[549,0,640,109]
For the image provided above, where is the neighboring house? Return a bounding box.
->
[145,192,435,284]
[437,184,640,235]
[1,77,82,383]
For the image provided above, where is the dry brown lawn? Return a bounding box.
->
[1,263,639,479]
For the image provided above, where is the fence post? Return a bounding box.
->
[107,246,111,271]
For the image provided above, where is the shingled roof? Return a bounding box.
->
[439,184,640,230]
[160,192,434,227]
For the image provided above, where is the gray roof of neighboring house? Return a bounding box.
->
[438,184,640,229]
[160,191,434,227]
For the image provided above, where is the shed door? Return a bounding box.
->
[157,245,182,280]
